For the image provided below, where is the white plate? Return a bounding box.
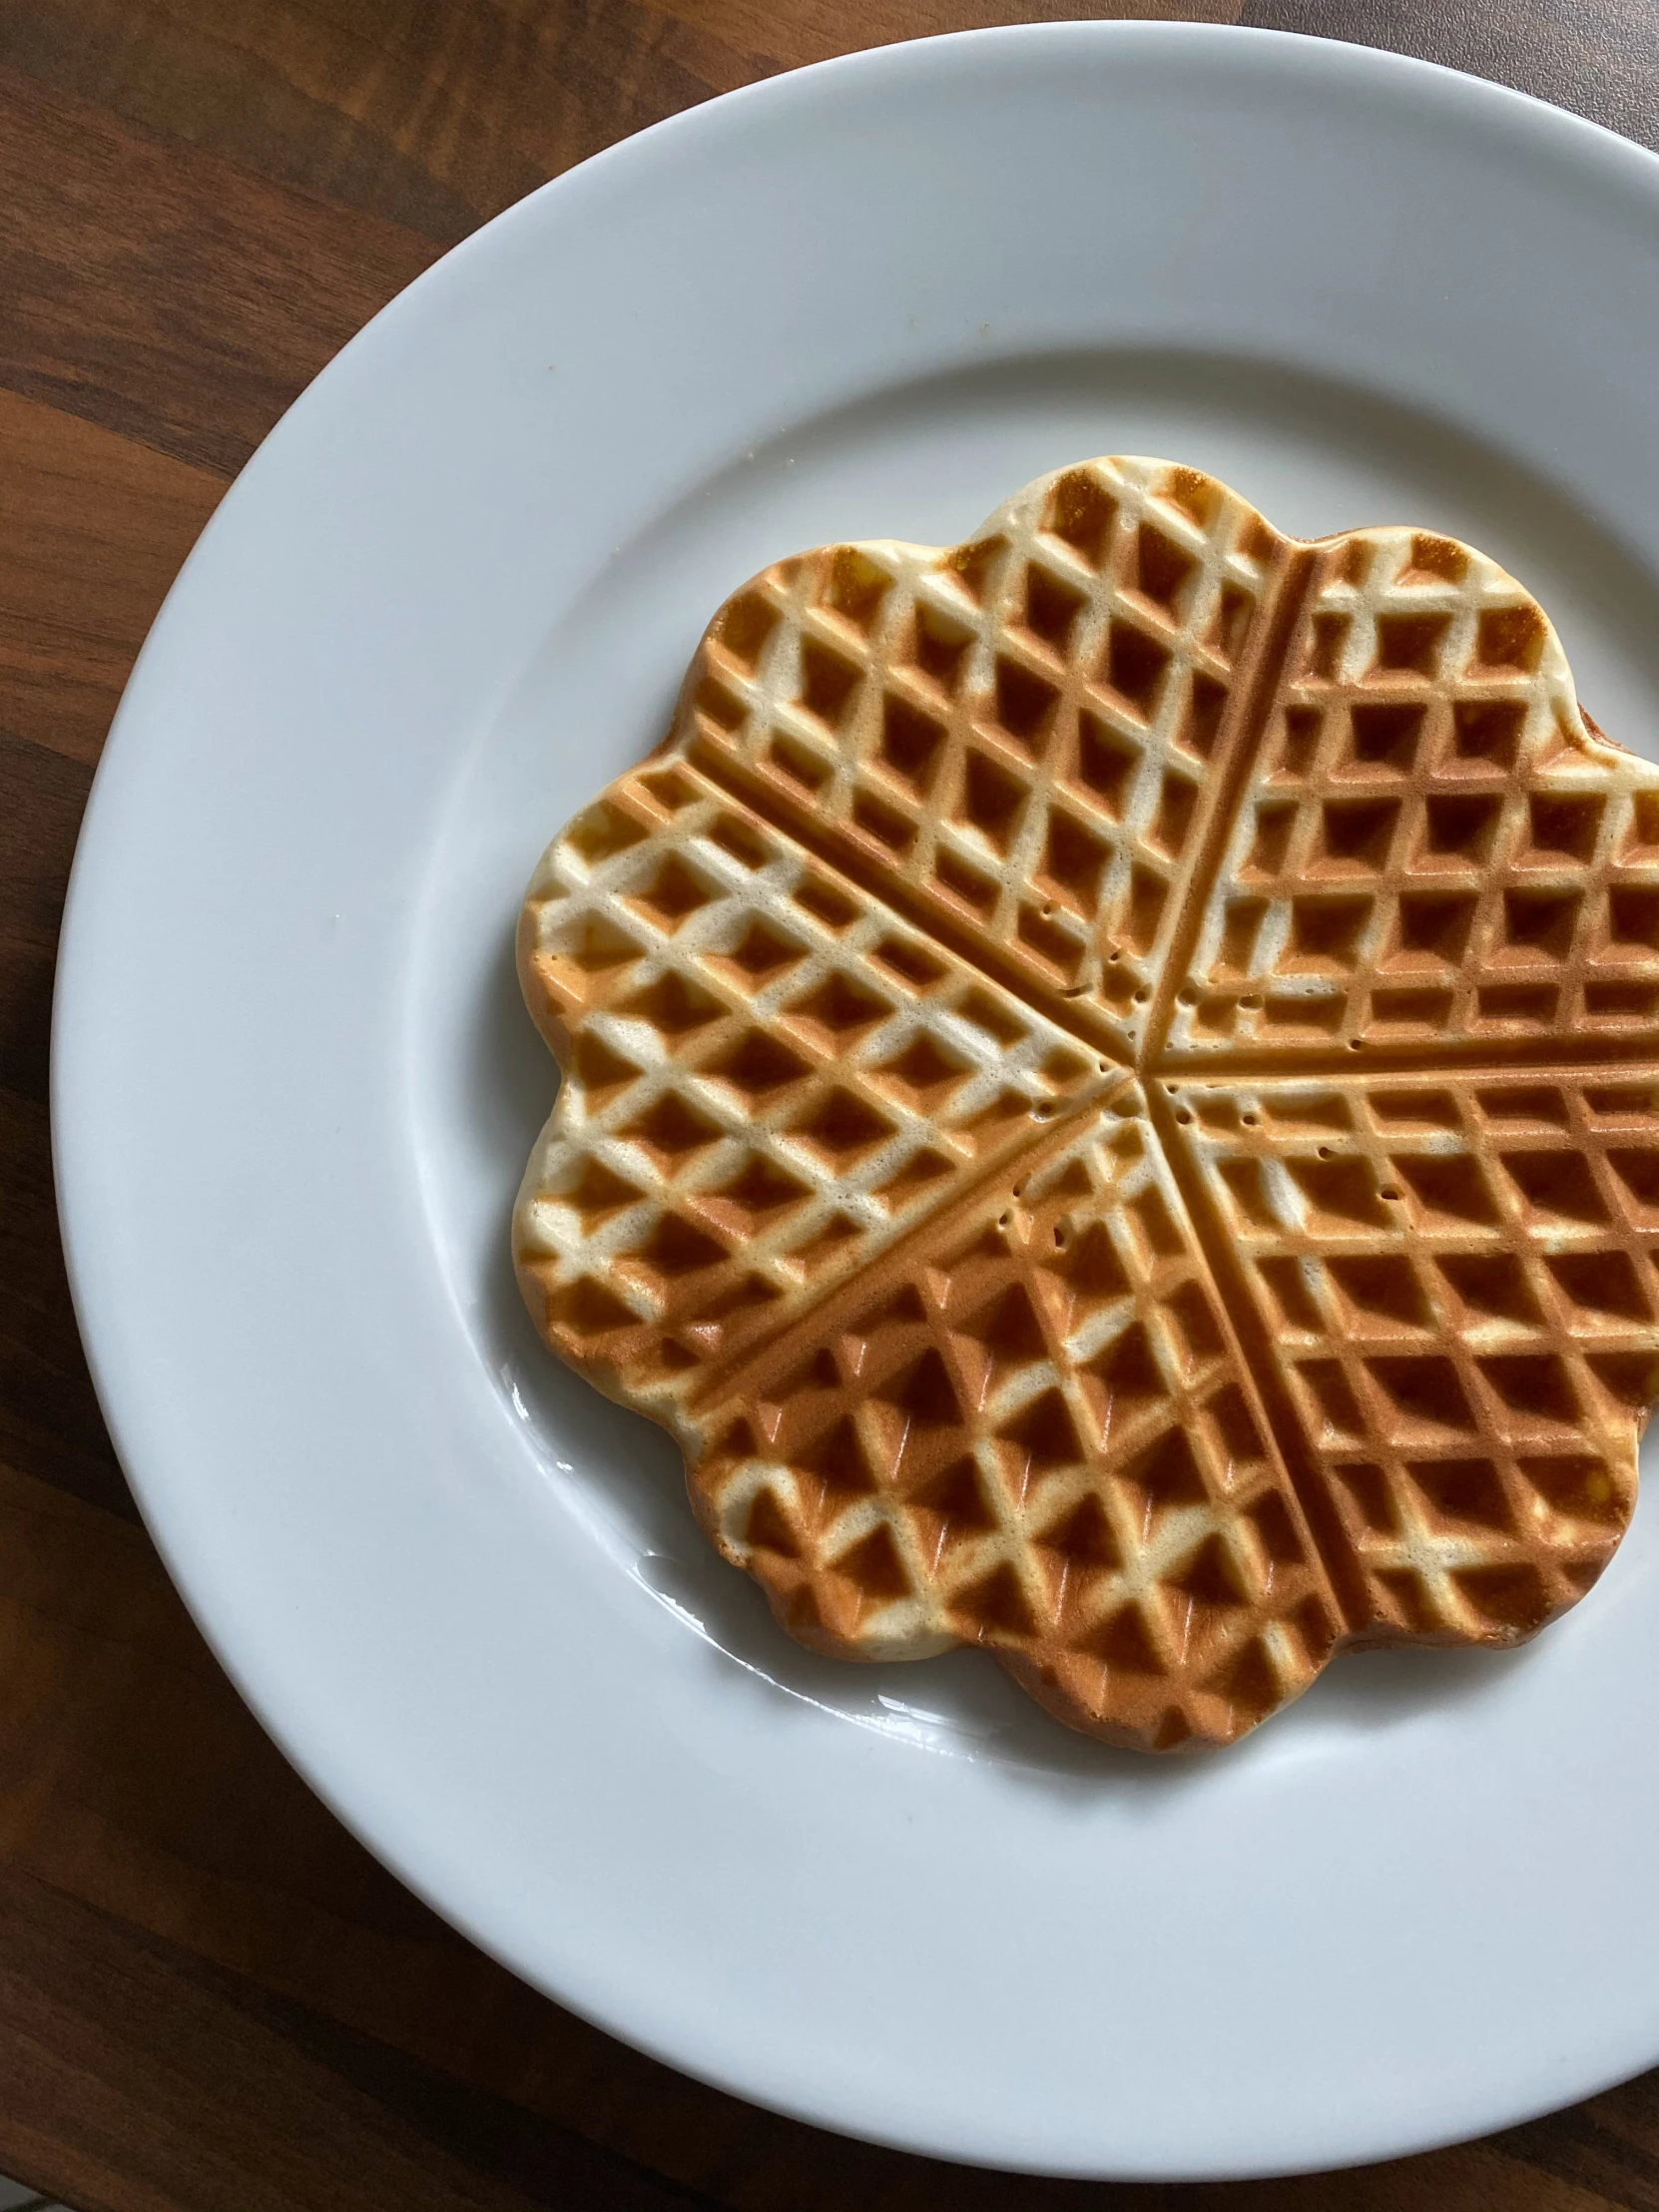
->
[53,22,1659,2180]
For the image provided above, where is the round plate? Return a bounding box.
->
[54,22,1659,2179]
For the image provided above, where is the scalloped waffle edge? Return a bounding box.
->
[513,455,1659,1750]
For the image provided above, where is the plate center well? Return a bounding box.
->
[409,344,1659,1773]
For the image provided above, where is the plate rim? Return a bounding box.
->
[51,18,1659,2180]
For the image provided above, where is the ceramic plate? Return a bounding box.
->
[53,23,1659,2178]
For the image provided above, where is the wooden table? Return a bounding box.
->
[5,2,1659,2205]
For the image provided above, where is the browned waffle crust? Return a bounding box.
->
[513,456,1659,1750]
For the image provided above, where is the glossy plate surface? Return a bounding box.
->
[53,23,1659,2178]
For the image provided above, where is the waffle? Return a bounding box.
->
[515,455,1659,1750]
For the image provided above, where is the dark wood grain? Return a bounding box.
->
[0,1870,723,2212]
[0,65,440,473]
[0,389,225,1520]
[0,0,1243,254]
[1242,0,1659,152]
[9,1454,1612,2212]
[2,2,1658,2207]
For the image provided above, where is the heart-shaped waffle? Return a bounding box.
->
[514,456,1659,1750]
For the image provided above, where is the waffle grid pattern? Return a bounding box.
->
[517,753,1116,1437]
[679,454,1284,1062]
[692,1097,1338,1750]
[516,457,1659,1749]
[1166,1068,1659,1642]
[1169,528,1659,1057]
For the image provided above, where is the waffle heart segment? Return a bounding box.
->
[514,454,1659,1750]
[1168,529,1659,1060]
[687,1092,1341,1753]
[1159,1067,1659,1645]
[515,753,1123,1437]
[671,455,1297,1064]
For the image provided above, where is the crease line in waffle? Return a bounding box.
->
[684,734,1134,1070]
[1140,1075,1378,1637]
[1159,1036,1659,1079]
[685,1069,1136,1417]
[1139,544,1318,1067]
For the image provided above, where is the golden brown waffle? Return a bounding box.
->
[514,455,1659,1751]
[1168,530,1659,1059]
[1167,1067,1659,1645]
